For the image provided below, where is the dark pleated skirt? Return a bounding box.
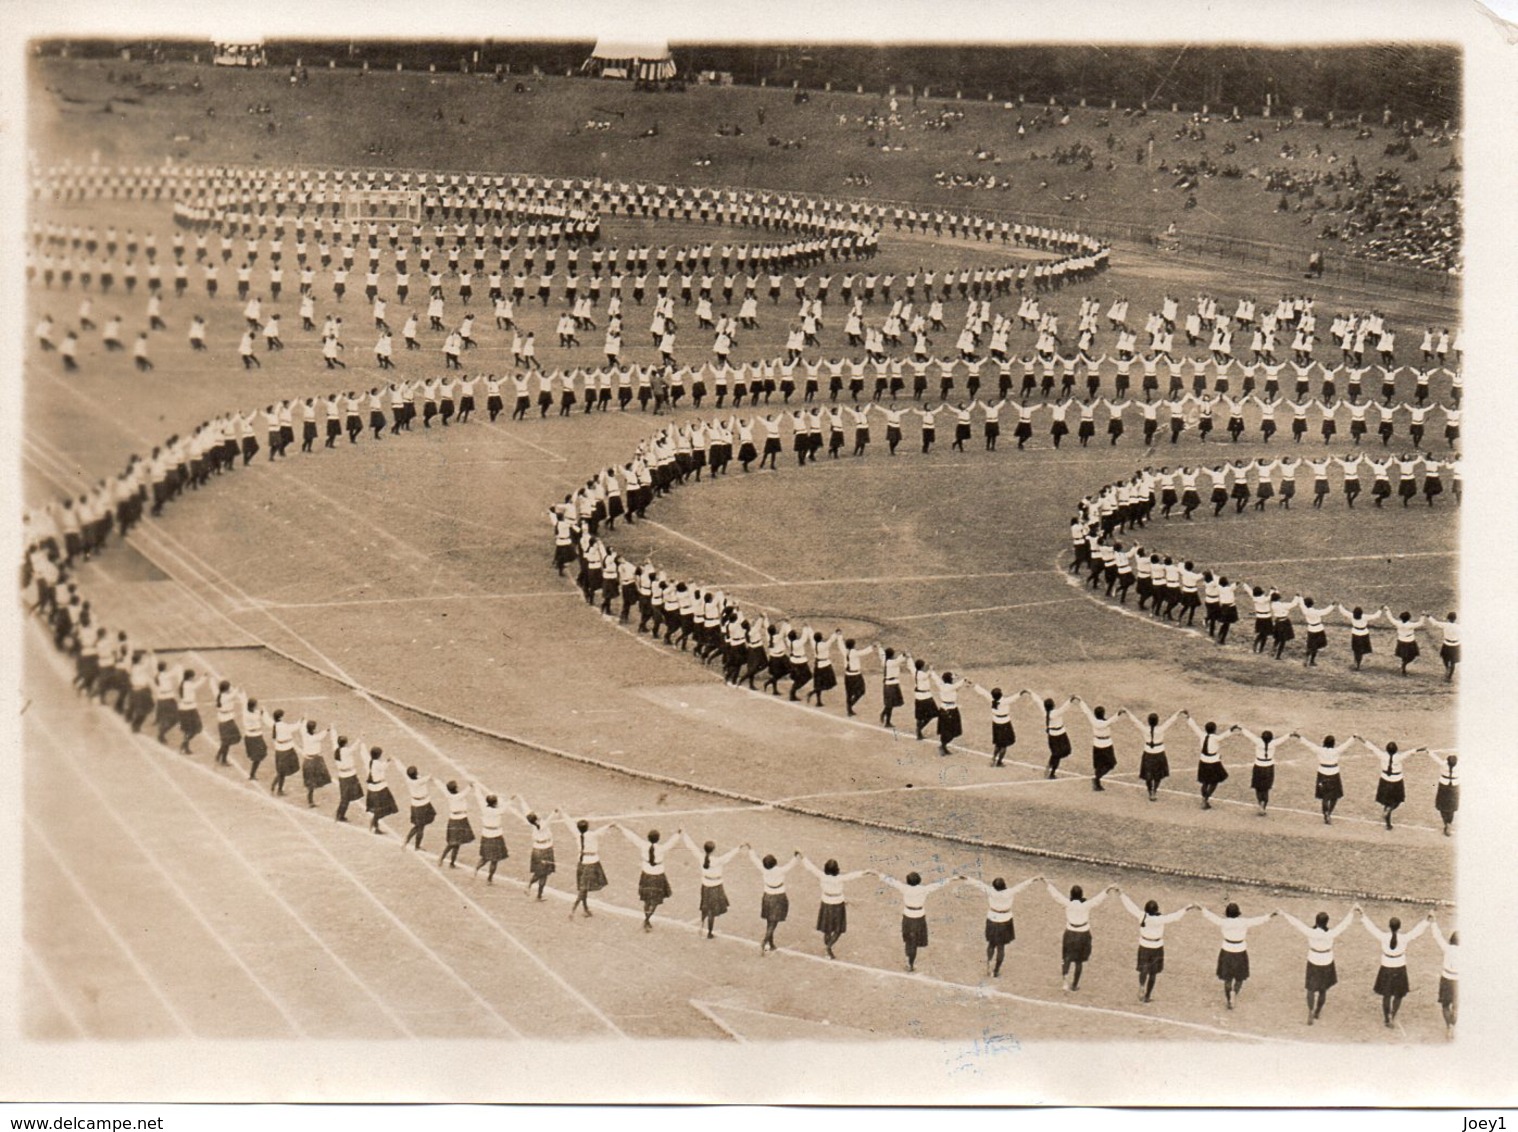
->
[1062,929,1093,964]
[1216,949,1251,982]
[985,918,1015,946]
[901,915,929,948]
[816,901,848,936]
[1306,962,1338,992]
[446,817,476,847]
[761,892,790,924]
[301,754,332,790]
[530,847,556,878]
[938,707,963,743]
[1438,976,1456,1007]
[1140,752,1170,783]
[366,786,398,819]
[1136,945,1165,976]
[638,871,672,905]
[577,862,608,892]
[479,835,507,862]
[1093,744,1117,777]
[1376,778,1406,808]
[1315,772,1344,802]
[1373,966,1410,997]
[700,884,730,919]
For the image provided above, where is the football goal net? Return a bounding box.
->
[344,188,423,225]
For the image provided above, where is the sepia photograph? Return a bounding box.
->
[3,0,1515,1110]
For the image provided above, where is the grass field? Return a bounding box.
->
[17,57,1465,1054]
[28,57,1461,272]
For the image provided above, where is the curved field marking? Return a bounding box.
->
[138,514,1456,902]
[25,421,1447,903]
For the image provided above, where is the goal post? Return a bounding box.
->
[344,188,423,225]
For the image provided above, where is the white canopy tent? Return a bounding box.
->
[583,37,676,81]
[212,35,265,67]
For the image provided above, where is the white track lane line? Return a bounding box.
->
[24,818,196,1037]
[50,698,419,1037]
[686,999,747,1042]
[254,590,578,610]
[473,416,571,461]
[116,531,628,1038]
[639,519,783,583]
[29,722,309,1038]
[34,622,615,1040]
[890,597,1082,621]
[725,567,1058,590]
[23,944,89,1038]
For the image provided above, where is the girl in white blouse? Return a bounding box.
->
[1428,752,1458,836]
[1357,736,1426,830]
[1293,732,1345,825]
[1046,881,1115,991]
[563,814,614,919]
[1362,912,1431,1027]
[1201,902,1277,1009]
[1073,698,1117,791]
[516,799,559,900]
[877,871,959,973]
[619,825,678,931]
[1431,919,1458,1036]
[802,856,871,959]
[750,849,803,953]
[470,783,507,884]
[683,835,743,939]
[437,780,476,870]
[1127,710,1183,801]
[1118,891,1193,1003]
[363,748,398,835]
[1232,725,1287,815]
[1280,906,1358,1025]
[959,874,1042,978]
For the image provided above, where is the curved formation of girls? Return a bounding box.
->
[25,164,1458,1040]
